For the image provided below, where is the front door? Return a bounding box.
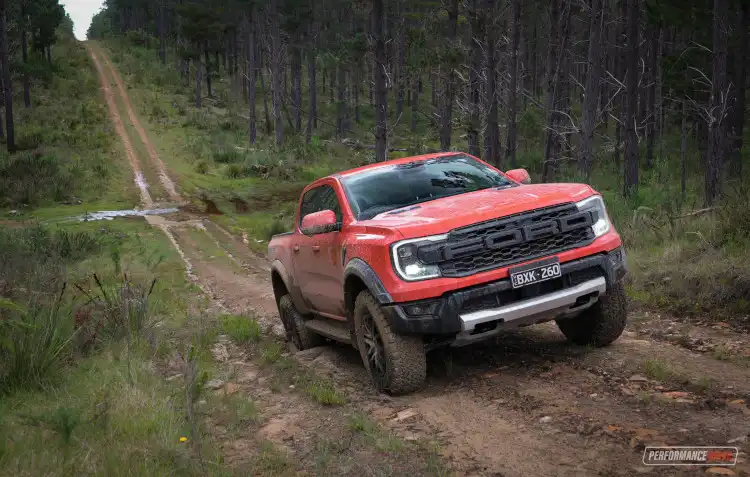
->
[295,184,346,317]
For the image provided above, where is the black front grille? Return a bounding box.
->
[429,203,596,277]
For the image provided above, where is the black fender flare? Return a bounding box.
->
[343,258,393,305]
[343,258,394,351]
[270,260,310,315]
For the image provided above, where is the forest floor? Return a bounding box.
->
[85,41,750,477]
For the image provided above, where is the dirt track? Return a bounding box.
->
[88,41,750,477]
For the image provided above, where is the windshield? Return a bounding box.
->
[340,154,516,220]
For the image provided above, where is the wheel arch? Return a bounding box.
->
[270,260,309,314]
[344,258,393,349]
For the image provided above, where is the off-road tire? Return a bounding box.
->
[353,291,426,395]
[279,295,324,350]
[555,281,628,347]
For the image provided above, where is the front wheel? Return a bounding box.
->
[555,281,628,347]
[353,291,426,395]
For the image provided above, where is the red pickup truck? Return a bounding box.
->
[268,152,627,395]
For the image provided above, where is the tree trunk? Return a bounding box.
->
[271,0,284,146]
[0,0,13,152]
[291,43,302,132]
[21,4,30,108]
[396,18,406,117]
[579,0,603,181]
[645,25,659,169]
[195,55,202,108]
[623,0,640,197]
[467,0,483,157]
[542,0,571,181]
[730,0,749,178]
[656,26,664,161]
[411,74,419,132]
[232,29,239,77]
[484,0,500,167]
[705,0,729,205]
[681,98,688,203]
[247,11,257,144]
[306,50,317,143]
[368,63,374,106]
[373,0,388,162]
[505,0,521,168]
[336,64,347,138]
[354,69,361,124]
[431,74,437,107]
[158,1,166,65]
[259,46,272,134]
[306,0,318,144]
[204,47,212,97]
[613,0,627,171]
[330,68,335,105]
[439,0,459,151]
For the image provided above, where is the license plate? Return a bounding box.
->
[509,257,562,289]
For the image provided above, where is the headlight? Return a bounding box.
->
[391,234,447,281]
[575,195,611,237]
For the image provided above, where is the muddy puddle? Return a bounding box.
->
[72,208,179,221]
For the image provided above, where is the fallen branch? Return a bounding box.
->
[674,207,717,219]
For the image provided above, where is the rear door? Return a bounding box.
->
[294,184,347,318]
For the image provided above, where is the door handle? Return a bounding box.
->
[312,245,321,252]
[293,244,300,252]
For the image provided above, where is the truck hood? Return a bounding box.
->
[359,183,596,239]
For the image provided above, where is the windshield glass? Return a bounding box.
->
[340,154,516,220]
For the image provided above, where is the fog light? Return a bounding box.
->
[404,302,438,316]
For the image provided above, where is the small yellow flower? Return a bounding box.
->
[179,436,188,443]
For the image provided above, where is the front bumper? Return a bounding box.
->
[382,247,627,337]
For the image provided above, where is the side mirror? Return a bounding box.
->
[505,168,531,184]
[300,210,340,236]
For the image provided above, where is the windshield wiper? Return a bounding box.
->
[395,161,425,170]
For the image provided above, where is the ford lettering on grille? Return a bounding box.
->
[418,204,598,277]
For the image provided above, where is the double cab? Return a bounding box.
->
[268,152,628,395]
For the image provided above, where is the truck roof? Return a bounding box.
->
[332,152,463,180]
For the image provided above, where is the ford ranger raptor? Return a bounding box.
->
[268,152,628,395]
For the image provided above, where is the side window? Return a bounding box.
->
[298,185,342,226]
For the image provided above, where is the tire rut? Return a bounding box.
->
[86,45,153,208]
[89,42,183,205]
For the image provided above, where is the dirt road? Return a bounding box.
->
[88,42,750,477]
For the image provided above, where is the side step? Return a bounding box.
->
[304,319,352,345]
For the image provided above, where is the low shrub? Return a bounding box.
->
[212,148,244,164]
[0,289,77,393]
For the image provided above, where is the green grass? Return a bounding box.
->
[220,315,262,344]
[640,359,676,382]
[305,380,347,406]
[260,341,284,365]
[1,352,194,476]
[0,218,225,476]
[246,441,293,476]
[347,413,403,452]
